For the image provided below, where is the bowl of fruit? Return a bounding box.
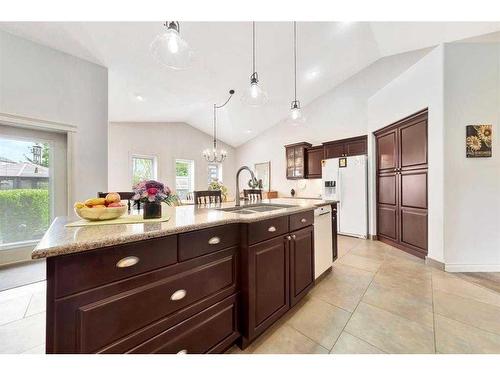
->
[74,193,128,221]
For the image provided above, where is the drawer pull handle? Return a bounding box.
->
[208,236,220,245]
[268,226,276,232]
[170,289,187,301]
[177,349,188,354]
[116,256,139,268]
[300,218,307,223]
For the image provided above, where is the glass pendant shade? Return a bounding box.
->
[241,73,268,106]
[151,22,193,70]
[288,100,306,126]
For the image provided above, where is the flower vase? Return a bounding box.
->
[143,202,162,219]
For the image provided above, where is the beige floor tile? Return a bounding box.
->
[25,291,46,317]
[287,297,351,350]
[345,302,435,354]
[348,244,387,262]
[310,264,374,312]
[433,289,500,336]
[0,312,45,353]
[330,332,385,354]
[0,294,31,326]
[336,253,382,273]
[432,269,500,308]
[337,236,363,258]
[362,279,434,329]
[435,314,500,354]
[21,344,45,354]
[248,324,329,354]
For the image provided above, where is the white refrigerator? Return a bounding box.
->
[322,155,368,238]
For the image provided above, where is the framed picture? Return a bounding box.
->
[466,125,492,158]
[254,161,271,191]
[339,157,347,168]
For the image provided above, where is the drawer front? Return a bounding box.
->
[76,250,237,353]
[178,224,239,261]
[54,236,178,297]
[247,216,289,245]
[289,210,314,231]
[128,294,239,354]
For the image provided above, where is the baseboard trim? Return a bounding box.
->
[445,264,500,272]
[425,257,445,271]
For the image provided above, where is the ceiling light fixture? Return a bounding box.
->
[288,22,306,126]
[203,90,235,163]
[151,21,193,70]
[135,94,145,102]
[241,22,268,107]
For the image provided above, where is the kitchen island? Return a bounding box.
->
[33,198,336,354]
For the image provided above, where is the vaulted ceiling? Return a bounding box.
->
[1,22,499,146]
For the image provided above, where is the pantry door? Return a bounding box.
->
[0,123,67,266]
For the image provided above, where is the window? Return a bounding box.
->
[207,163,222,184]
[131,155,157,185]
[175,159,194,199]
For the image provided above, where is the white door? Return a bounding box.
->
[337,155,367,238]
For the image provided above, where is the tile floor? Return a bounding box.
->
[1,236,500,354]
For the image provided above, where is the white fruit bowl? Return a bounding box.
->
[75,205,128,221]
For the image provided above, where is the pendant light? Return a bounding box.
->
[203,90,235,163]
[288,21,306,125]
[241,22,268,106]
[151,21,193,70]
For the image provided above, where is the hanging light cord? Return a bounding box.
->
[294,21,297,102]
[212,90,235,150]
[252,21,256,74]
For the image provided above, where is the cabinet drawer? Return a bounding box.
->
[247,216,288,245]
[289,210,314,231]
[128,294,239,354]
[54,236,178,297]
[178,224,239,261]
[74,250,237,353]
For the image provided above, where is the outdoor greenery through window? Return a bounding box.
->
[132,155,156,186]
[0,138,50,247]
[175,159,194,199]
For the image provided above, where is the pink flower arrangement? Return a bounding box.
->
[132,180,177,205]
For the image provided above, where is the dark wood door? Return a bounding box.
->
[306,147,323,178]
[245,236,290,343]
[345,138,367,156]
[375,109,428,258]
[289,226,314,307]
[324,143,345,159]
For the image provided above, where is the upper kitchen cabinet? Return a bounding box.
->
[323,135,367,159]
[305,146,323,179]
[285,142,312,179]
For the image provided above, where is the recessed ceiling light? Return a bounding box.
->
[306,69,320,80]
[245,129,253,134]
[135,94,145,102]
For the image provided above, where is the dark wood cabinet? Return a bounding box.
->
[289,226,314,307]
[375,109,428,258]
[331,203,338,261]
[323,135,367,159]
[285,142,312,179]
[305,146,323,179]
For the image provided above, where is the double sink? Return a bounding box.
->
[218,203,297,215]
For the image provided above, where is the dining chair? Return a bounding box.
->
[243,189,262,201]
[193,190,222,205]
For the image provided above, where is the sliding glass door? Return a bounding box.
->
[0,124,67,265]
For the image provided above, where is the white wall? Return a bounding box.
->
[108,122,237,198]
[443,43,500,271]
[0,30,108,203]
[366,46,445,262]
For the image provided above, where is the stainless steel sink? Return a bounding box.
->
[218,203,297,214]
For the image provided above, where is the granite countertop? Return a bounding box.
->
[32,198,335,259]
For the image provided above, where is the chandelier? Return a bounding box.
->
[203,90,235,163]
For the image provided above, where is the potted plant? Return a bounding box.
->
[208,178,228,202]
[132,180,177,219]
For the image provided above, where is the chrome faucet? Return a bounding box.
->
[235,166,257,207]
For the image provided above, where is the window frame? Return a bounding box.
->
[130,154,158,186]
[175,159,195,199]
[207,162,223,184]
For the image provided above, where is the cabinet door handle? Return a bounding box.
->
[268,226,276,232]
[286,235,292,240]
[300,218,307,223]
[208,236,220,245]
[116,256,139,268]
[292,234,296,239]
[170,289,187,301]
[177,349,188,354]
